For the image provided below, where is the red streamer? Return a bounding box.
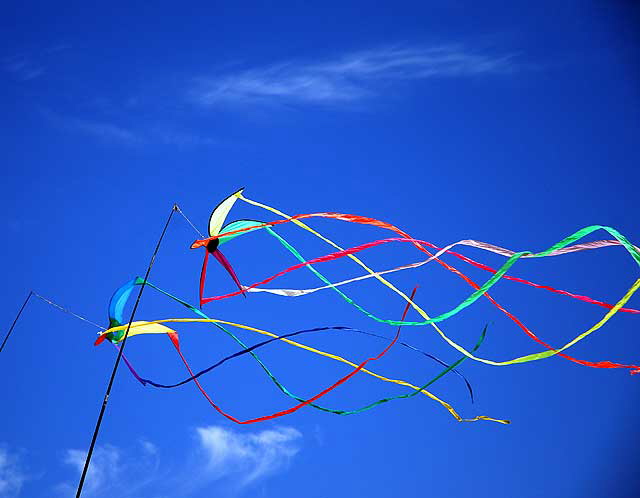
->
[168,287,418,424]
[193,213,639,372]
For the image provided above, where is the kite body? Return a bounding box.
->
[190,188,267,305]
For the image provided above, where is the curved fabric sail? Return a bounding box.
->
[208,187,245,237]
[218,219,265,245]
[99,278,179,346]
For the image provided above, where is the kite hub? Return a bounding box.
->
[206,238,220,253]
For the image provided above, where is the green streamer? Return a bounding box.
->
[136,278,482,416]
[261,226,640,327]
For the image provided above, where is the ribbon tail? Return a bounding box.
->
[199,250,210,308]
[213,249,246,298]
[113,343,147,386]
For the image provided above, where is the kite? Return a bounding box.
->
[95,187,638,424]
[190,187,264,303]
[9,191,637,498]
[4,188,639,430]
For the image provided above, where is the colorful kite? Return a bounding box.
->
[5,188,639,429]
[190,187,264,304]
[9,190,637,498]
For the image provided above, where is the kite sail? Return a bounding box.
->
[190,187,267,304]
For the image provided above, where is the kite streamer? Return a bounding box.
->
[103,277,479,400]
[242,242,640,315]
[198,233,640,371]
[100,277,640,372]
[98,278,506,423]
[189,191,640,373]
[98,285,508,424]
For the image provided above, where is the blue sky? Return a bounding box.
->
[1,1,639,497]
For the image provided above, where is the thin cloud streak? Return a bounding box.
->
[56,441,160,497]
[42,111,141,145]
[59,445,122,496]
[2,54,45,81]
[53,427,301,497]
[65,118,140,145]
[43,110,217,147]
[0,446,28,497]
[2,45,71,81]
[196,425,302,487]
[192,45,516,106]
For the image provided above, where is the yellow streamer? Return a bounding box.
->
[99,318,509,424]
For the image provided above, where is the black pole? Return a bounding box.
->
[75,205,177,497]
[0,291,33,353]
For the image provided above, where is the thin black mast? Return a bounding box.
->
[0,291,33,353]
[75,205,177,497]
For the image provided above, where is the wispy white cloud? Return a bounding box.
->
[149,127,219,147]
[2,45,70,81]
[32,42,516,143]
[0,446,28,497]
[54,427,301,497]
[41,110,140,145]
[2,54,45,81]
[58,445,121,496]
[59,117,141,145]
[44,110,217,147]
[192,45,516,107]
[196,425,302,487]
[56,441,159,497]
